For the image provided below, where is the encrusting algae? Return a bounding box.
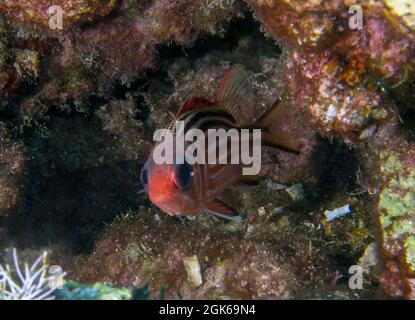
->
[375,145,415,298]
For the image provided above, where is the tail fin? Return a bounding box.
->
[256,99,300,154]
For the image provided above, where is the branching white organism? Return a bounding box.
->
[0,248,66,300]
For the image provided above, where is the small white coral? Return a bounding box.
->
[0,249,66,300]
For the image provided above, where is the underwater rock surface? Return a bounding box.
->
[0,0,414,299]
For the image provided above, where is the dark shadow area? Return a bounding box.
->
[312,138,360,199]
[4,116,145,254]
[401,108,415,143]
[285,137,362,219]
[382,77,415,142]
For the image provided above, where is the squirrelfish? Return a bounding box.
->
[140,65,299,220]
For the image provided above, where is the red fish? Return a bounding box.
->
[140,65,299,221]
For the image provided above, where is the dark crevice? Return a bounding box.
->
[313,138,360,198]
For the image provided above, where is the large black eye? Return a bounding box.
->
[173,162,194,190]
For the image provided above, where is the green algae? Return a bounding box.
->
[377,149,415,274]
[55,281,146,300]
[405,236,415,273]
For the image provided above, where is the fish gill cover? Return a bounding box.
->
[0,0,414,300]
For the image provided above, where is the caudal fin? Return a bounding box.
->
[256,99,300,154]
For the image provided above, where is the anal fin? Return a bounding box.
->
[205,199,242,222]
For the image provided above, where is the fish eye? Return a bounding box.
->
[173,162,194,190]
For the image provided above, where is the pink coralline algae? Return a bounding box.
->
[37,18,157,109]
[0,0,118,34]
[0,0,243,110]
[146,0,242,44]
[285,49,393,143]
[248,0,415,142]
[248,0,339,49]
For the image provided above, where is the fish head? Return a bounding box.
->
[140,149,200,216]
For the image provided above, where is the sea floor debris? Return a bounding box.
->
[324,204,352,222]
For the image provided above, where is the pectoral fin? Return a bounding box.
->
[205,199,242,222]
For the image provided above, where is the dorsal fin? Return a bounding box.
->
[175,97,214,118]
[215,65,256,126]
